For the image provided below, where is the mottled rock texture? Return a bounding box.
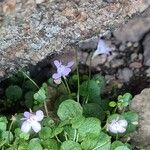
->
[130,88,150,149]
[0,0,150,80]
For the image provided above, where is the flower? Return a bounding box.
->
[52,60,74,84]
[92,39,112,59]
[107,118,128,134]
[21,110,44,133]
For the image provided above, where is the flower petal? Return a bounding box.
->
[23,111,31,119]
[116,125,126,133]
[31,121,41,133]
[92,39,111,59]
[62,68,71,76]
[52,73,61,79]
[118,120,128,127]
[21,121,31,133]
[35,110,44,121]
[54,60,61,68]
[108,122,118,134]
[67,61,74,67]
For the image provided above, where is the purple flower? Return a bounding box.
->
[107,118,128,134]
[92,39,112,59]
[52,60,74,84]
[21,110,44,133]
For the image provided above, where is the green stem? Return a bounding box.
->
[8,119,14,144]
[75,133,79,143]
[44,101,49,117]
[63,77,71,95]
[55,135,62,143]
[22,71,49,117]
[76,49,80,103]
[73,129,77,141]
[64,131,68,141]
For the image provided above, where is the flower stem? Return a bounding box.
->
[22,71,49,117]
[76,49,80,103]
[73,129,77,141]
[8,116,15,144]
[63,77,71,95]
[55,135,62,143]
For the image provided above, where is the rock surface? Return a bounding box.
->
[143,32,150,66]
[0,0,150,80]
[130,88,150,149]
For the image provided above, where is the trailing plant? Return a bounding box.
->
[0,40,138,149]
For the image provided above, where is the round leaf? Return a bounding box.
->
[60,140,82,150]
[57,100,83,121]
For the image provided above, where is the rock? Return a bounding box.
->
[86,54,107,67]
[130,88,150,149]
[0,0,150,80]
[111,59,124,68]
[129,62,142,69]
[118,68,133,82]
[130,53,138,61]
[143,32,150,66]
[78,36,99,50]
[114,17,150,42]
[119,44,126,51]
[35,0,45,4]
[145,68,150,77]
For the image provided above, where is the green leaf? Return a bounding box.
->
[81,132,111,150]
[114,146,130,150]
[42,117,55,127]
[83,103,105,121]
[107,114,125,123]
[0,117,7,131]
[57,100,83,121]
[122,111,138,133]
[28,138,43,150]
[60,140,82,150]
[109,101,117,107]
[24,91,35,108]
[117,93,132,108]
[64,126,76,141]
[111,141,124,150]
[0,131,13,143]
[5,85,22,101]
[15,128,29,140]
[71,116,86,129]
[92,74,106,91]
[78,117,101,139]
[34,88,46,103]
[51,125,63,137]
[39,127,52,140]
[80,80,101,102]
[41,139,60,150]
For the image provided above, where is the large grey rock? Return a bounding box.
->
[130,88,150,149]
[0,0,149,80]
[114,17,150,42]
[143,32,150,66]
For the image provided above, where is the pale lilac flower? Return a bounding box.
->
[52,60,74,84]
[107,118,128,134]
[21,110,44,133]
[92,39,112,59]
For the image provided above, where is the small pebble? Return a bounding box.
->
[129,62,142,69]
[111,59,124,68]
[133,42,139,48]
[127,42,132,47]
[131,53,138,61]
[138,53,143,60]
[119,45,126,51]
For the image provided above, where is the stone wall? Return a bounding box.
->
[0,0,150,80]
